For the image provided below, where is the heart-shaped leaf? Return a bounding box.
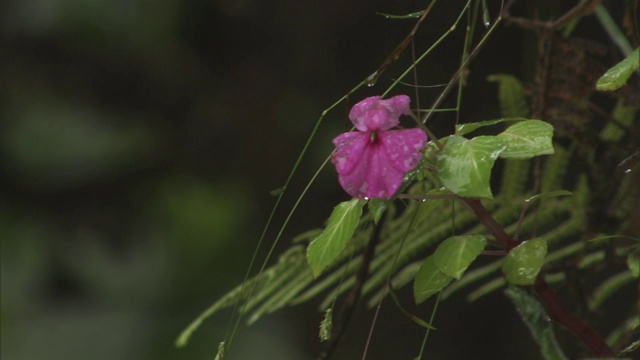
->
[414,256,454,304]
[437,135,506,198]
[497,120,554,159]
[596,47,640,91]
[433,235,487,279]
[503,238,547,285]
[455,117,526,137]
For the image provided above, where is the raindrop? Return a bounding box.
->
[481,0,490,28]
[618,149,639,173]
[366,71,378,87]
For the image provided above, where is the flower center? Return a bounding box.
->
[370,131,378,143]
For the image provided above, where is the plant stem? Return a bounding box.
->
[460,197,615,357]
[462,198,518,250]
[533,277,616,357]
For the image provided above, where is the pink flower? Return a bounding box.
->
[331,95,428,199]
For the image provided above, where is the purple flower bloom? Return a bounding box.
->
[331,95,428,199]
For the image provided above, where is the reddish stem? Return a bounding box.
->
[460,197,616,357]
[462,198,518,250]
[533,278,616,357]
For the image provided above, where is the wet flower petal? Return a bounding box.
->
[349,95,411,132]
[332,132,368,175]
[336,144,406,199]
[379,129,428,172]
[332,95,427,200]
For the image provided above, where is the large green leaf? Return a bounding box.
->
[503,238,547,285]
[306,198,365,277]
[414,256,454,304]
[455,117,526,137]
[433,235,487,279]
[596,47,640,91]
[436,135,506,198]
[497,120,554,159]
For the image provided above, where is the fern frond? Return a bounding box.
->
[540,145,574,193]
[588,271,636,311]
[500,159,531,198]
[487,74,530,118]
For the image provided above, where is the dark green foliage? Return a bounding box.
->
[179,10,640,358]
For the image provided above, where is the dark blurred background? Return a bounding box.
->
[1,1,634,359]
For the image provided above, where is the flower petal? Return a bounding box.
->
[349,95,411,132]
[379,95,411,119]
[373,146,407,198]
[337,144,405,199]
[332,132,368,175]
[333,95,425,199]
[379,129,428,172]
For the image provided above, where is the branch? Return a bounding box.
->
[533,277,616,357]
[460,197,615,357]
[461,198,518,250]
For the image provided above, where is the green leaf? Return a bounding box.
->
[628,250,640,277]
[620,339,640,355]
[455,117,526,137]
[436,135,506,198]
[414,256,454,304]
[432,235,487,279]
[269,186,285,196]
[388,285,436,329]
[497,120,555,159]
[600,100,637,142]
[306,199,365,277]
[505,286,569,360]
[503,238,547,285]
[596,47,640,91]
[368,198,388,225]
[214,341,226,360]
[319,308,332,341]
